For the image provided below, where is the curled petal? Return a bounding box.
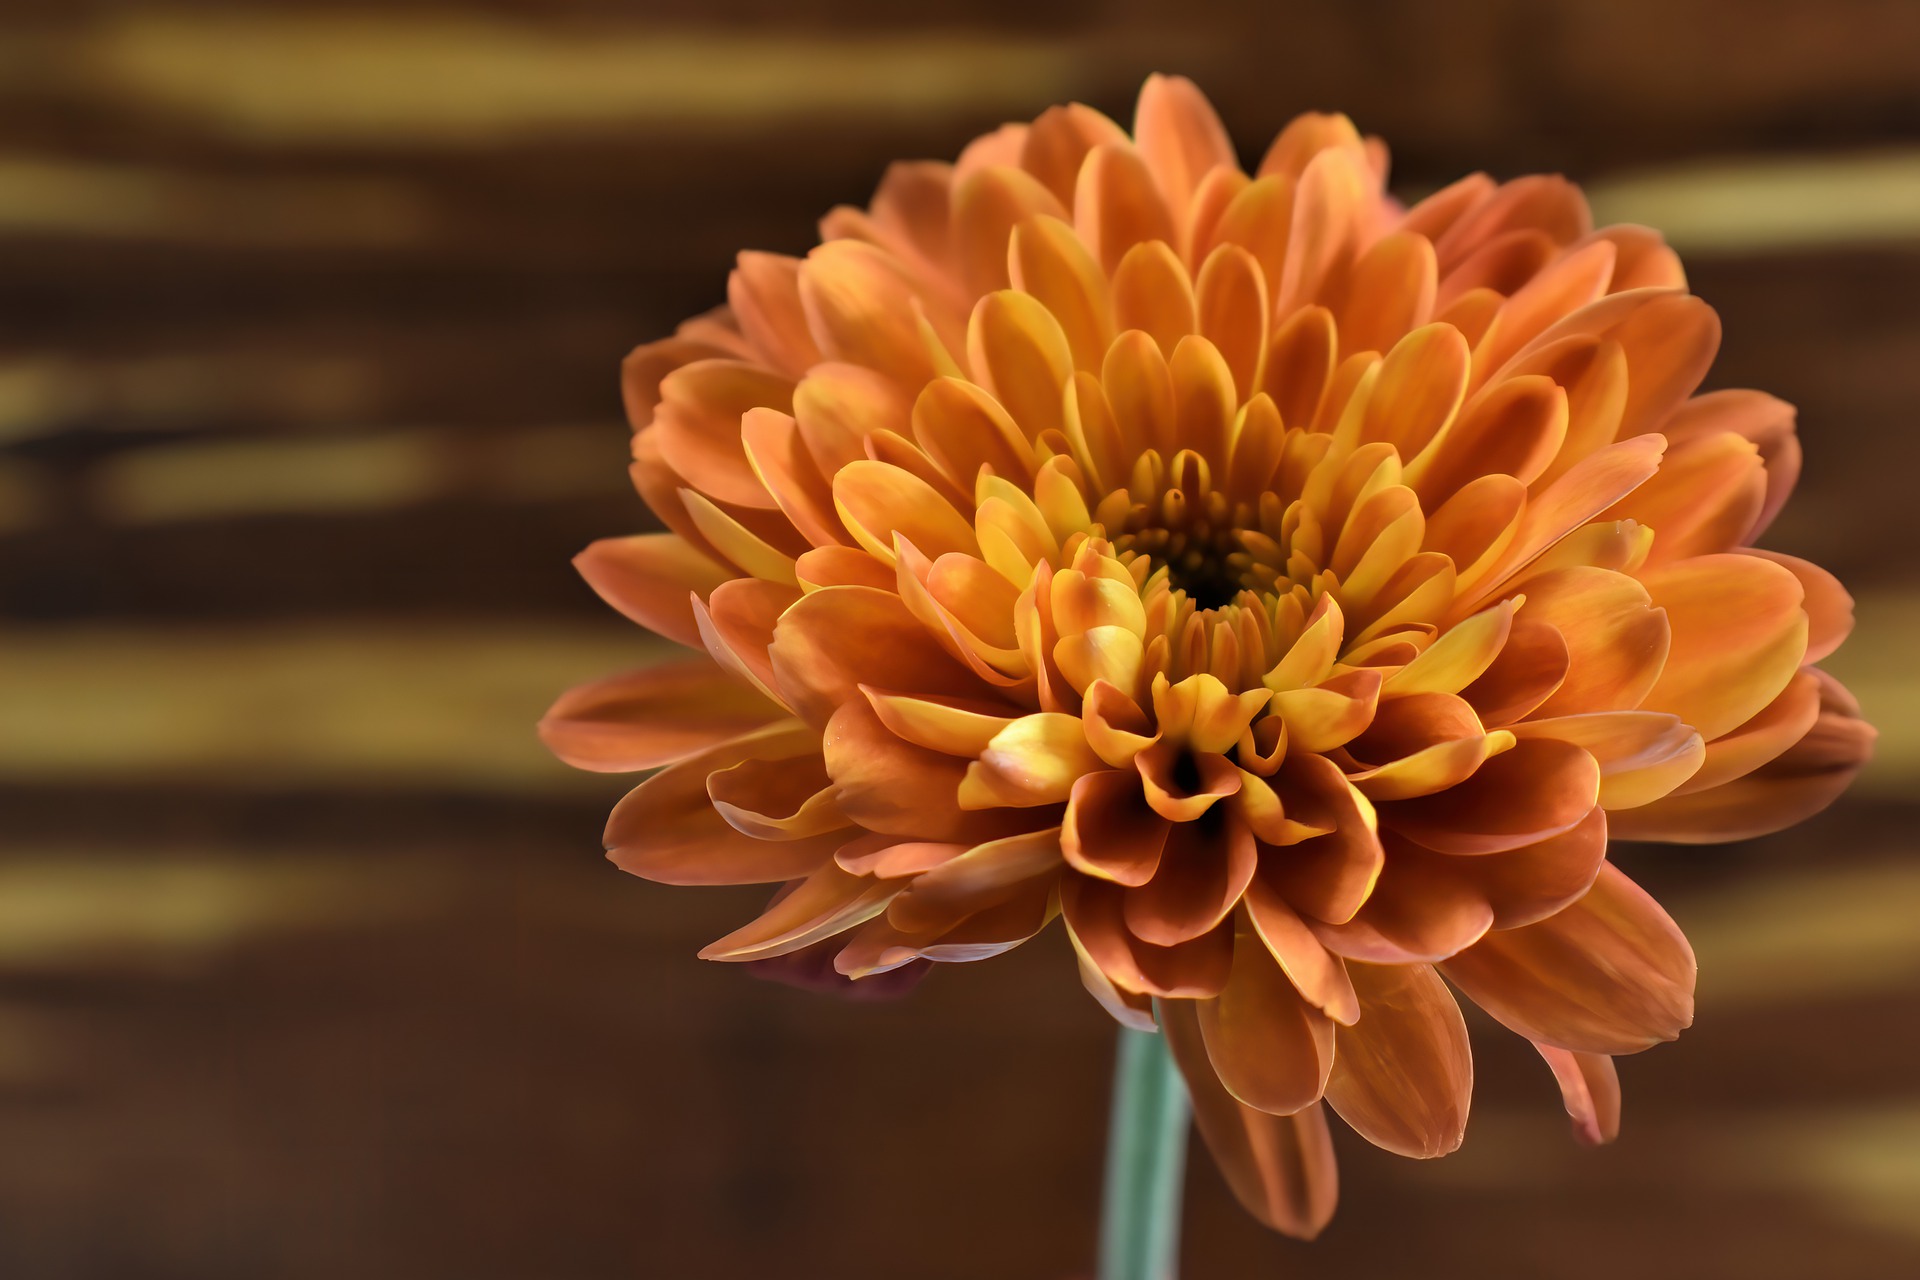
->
[1512,712,1703,809]
[1536,1043,1621,1146]
[1611,674,1874,842]
[1443,863,1695,1055]
[1123,814,1259,946]
[700,861,896,961]
[607,721,841,885]
[1061,874,1232,998]
[1064,769,1172,886]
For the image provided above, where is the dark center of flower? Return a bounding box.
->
[1110,486,1288,611]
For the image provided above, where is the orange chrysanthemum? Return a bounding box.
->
[543,76,1875,1236]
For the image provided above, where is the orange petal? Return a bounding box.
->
[605,721,840,885]
[1261,754,1384,924]
[1310,832,1495,964]
[1639,553,1807,740]
[951,164,1067,296]
[1134,73,1237,217]
[1197,923,1337,1115]
[1161,1001,1340,1239]
[1009,215,1116,371]
[1063,769,1172,886]
[1270,668,1382,754]
[741,407,846,548]
[770,584,990,725]
[1461,617,1569,726]
[908,377,1034,493]
[1442,863,1694,1054]
[540,658,782,773]
[824,700,1029,843]
[1112,240,1197,357]
[886,827,1062,934]
[1196,243,1271,400]
[1060,874,1232,997]
[966,290,1074,441]
[1124,814,1260,946]
[1518,567,1671,718]
[960,712,1105,808]
[1606,430,1766,565]
[696,577,797,700]
[833,458,979,565]
[699,861,895,961]
[1360,322,1470,460]
[1075,141,1177,275]
[1536,1043,1620,1146]
[574,533,733,649]
[1338,231,1438,358]
[1324,962,1472,1158]
[1746,549,1853,663]
[791,361,913,474]
[1384,737,1600,854]
[1663,389,1800,538]
[1672,669,1821,796]
[1455,804,1609,929]
[798,240,936,384]
[1020,102,1129,205]
[708,749,845,841]
[1512,712,1702,809]
[728,251,821,375]
[1244,877,1360,1025]
[1610,674,1873,843]
[650,359,793,510]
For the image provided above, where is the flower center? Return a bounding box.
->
[1108,486,1287,611]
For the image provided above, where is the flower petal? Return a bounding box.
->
[574,533,733,649]
[605,721,842,885]
[1384,737,1600,855]
[1324,962,1472,1158]
[1536,1043,1620,1146]
[1196,923,1337,1115]
[1162,1000,1340,1239]
[1443,863,1695,1054]
[540,658,782,773]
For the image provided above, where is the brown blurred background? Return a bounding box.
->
[2,2,1918,1277]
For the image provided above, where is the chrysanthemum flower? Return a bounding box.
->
[543,75,1874,1236]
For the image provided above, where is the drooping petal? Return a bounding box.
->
[1443,863,1695,1055]
[1196,922,1337,1115]
[1324,962,1472,1158]
[1161,1000,1340,1239]
[1536,1043,1621,1146]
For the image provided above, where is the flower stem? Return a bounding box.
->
[1097,1026,1192,1280]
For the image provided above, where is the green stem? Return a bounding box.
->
[1097,1026,1192,1280]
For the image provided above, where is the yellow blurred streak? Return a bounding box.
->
[93,433,450,522]
[0,624,668,792]
[1819,589,1918,793]
[0,156,431,247]
[87,423,628,522]
[1686,860,1920,1009]
[0,852,441,968]
[1720,1107,1920,1243]
[66,14,1099,143]
[1592,150,1920,252]
[0,353,383,445]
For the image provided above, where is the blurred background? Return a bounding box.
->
[1,1,1918,1276]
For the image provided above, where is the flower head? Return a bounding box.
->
[543,76,1874,1236]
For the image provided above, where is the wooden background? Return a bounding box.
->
[2,2,1919,1276]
